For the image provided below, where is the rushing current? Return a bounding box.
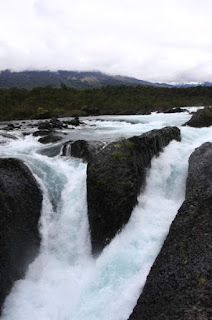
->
[0,108,211,320]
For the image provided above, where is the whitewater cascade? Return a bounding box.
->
[0,110,211,320]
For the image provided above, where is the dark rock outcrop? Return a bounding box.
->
[67,116,84,126]
[87,126,181,255]
[38,117,68,130]
[129,142,212,320]
[184,107,212,127]
[2,123,22,131]
[33,130,52,137]
[62,140,106,162]
[38,134,63,144]
[38,121,52,130]
[0,158,43,313]
[164,107,188,114]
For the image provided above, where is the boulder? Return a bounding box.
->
[164,107,187,113]
[62,140,106,162]
[38,134,63,144]
[50,117,68,129]
[2,123,15,131]
[87,126,181,255]
[33,130,52,137]
[68,117,83,126]
[184,107,212,127]
[129,142,212,320]
[0,158,43,313]
[38,120,52,130]
[38,117,67,130]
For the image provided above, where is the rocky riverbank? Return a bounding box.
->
[128,142,212,320]
[0,159,43,314]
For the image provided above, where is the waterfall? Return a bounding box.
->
[0,112,211,320]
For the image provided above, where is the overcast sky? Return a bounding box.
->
[0,0,212,82]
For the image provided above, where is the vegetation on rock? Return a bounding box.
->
[87,127,181,255]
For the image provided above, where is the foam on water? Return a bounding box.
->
[0,111,211,320]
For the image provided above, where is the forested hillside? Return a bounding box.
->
[0,85,212,120]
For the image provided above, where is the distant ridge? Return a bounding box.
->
[0,70,211,89]
[0,70,171,89]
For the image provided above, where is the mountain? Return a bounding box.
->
[1,70,211,89]
[0,70,170,89]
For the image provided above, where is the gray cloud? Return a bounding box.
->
[0,0,211,82]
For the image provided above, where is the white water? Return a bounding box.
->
[0,110,211,320]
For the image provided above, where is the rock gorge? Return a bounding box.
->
[129,142,212,320]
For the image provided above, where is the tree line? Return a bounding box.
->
[0,85,212,120]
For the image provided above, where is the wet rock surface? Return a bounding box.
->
[33,130,52,137]
[184,107,212,127]
[63,140,106,162]
[38,117,68,130]
[87,126,181,255]
[67,116,84,126]
[38,134,63,144]
[2,123,21,131]
[128,142,212,320]
[0,158,43,314]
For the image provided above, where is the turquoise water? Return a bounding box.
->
[0,110,211,320]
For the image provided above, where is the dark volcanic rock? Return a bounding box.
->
[184,107,212,127]
[186,142,212,200]
[164,107,187,113]
[38,134,63,144]
[33,130,52,137]
[38,120,52,130]
[38,117,67,130]
[63,140,106,162]
[68,117,82,126]
[128,142,212,320]
[0,158,42,313]
[2,124,15,131]
[50,117,68,129]
[87,126,181,255]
